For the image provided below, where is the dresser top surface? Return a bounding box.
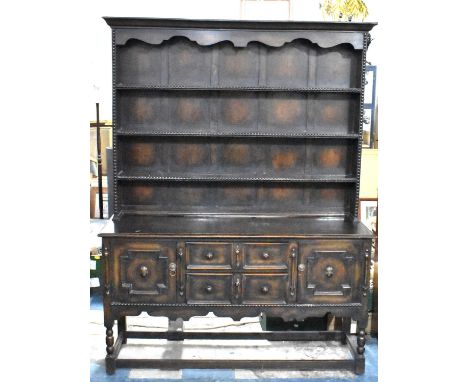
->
[103,16,377,31]
[100,215,373,239]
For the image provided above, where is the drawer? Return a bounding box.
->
[186,242,232,270]
[297,240,366,304]
[241,274,288,304]
[243,243,288,270]
[186,273,232,304]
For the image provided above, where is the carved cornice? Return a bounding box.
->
[114,29,366,50]
[104,17,377,32]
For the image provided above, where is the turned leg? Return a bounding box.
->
[118,316,127,344]
[350,325,366,375]
[357,327,366,355]
[105,325,116,375]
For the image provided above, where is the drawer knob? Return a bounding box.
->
[325,265,334,278]
[205,285,213,293]
[205,252,214,260]
[262,252,270,260]
[261,285,269,294]
[140,265,149,278]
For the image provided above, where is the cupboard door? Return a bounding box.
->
[112,240,177,303]
[297,240,363,304]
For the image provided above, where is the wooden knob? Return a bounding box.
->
[261,285,269,294]
[325,265,334,278]
[205,252,214,260]
[262,252,270,260]
[205,285,213,293]
[140,265,149,278]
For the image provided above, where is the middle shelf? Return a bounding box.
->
[115,136,358,180]
[116,173,357,183]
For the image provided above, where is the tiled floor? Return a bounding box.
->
[90,293,377,382]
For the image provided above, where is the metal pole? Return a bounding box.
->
[96,102,104,219]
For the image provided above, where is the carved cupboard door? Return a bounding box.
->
[297,240,363,304]
[111,240,177,303]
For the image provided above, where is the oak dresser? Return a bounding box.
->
[100,16,376,375]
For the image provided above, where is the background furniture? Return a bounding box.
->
[89,181,107,218]
[100,17,376,375]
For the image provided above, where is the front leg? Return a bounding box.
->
[105,324,116,375]
[357,326,366,355]
[349,322,366,375]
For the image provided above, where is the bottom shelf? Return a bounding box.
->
[106,331,365,375]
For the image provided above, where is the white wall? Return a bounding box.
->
[90,0,379,120]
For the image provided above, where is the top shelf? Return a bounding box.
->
[115,85,362,94]
[104,17,377,32]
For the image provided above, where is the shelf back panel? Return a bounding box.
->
[117,37,362,88]
[118,136,357,178]
[119,181,354,216]
[117,91,359,135]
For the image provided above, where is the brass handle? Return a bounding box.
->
[169,262,176,277]
[289,245,297,297]
[205,252,214,260]
[261,285,269,294]
[234,277,241,299]
[205,285,213,293]
[235,245,241,268]
[325,265,334,278]
[262,252,270,260]
[177,246,185,296]
[140,265,149,278]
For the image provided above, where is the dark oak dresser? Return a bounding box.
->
[100,17,376,375]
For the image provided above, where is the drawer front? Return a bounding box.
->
[243,243,288,270]
[241,274,288,304]
[297,240,364,304]
[186,242,232,270]
[109,240,177,303]
[186,273,232,304]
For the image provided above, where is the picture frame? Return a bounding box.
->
[358,198,378,233]
[362,108,372,148]
[363,65,377,148]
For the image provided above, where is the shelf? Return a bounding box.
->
[115,131,360,139]
[116,174,357,183]
[115,85,362,93]
[100,213,374,239]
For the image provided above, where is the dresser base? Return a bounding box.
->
[105,329,364,375]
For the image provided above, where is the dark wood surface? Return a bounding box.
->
[102,215,372,237]
[101,16,376,375]
[103,16,377,30]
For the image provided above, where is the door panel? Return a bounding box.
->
[112,240,177,303]
[297,240,363,303]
